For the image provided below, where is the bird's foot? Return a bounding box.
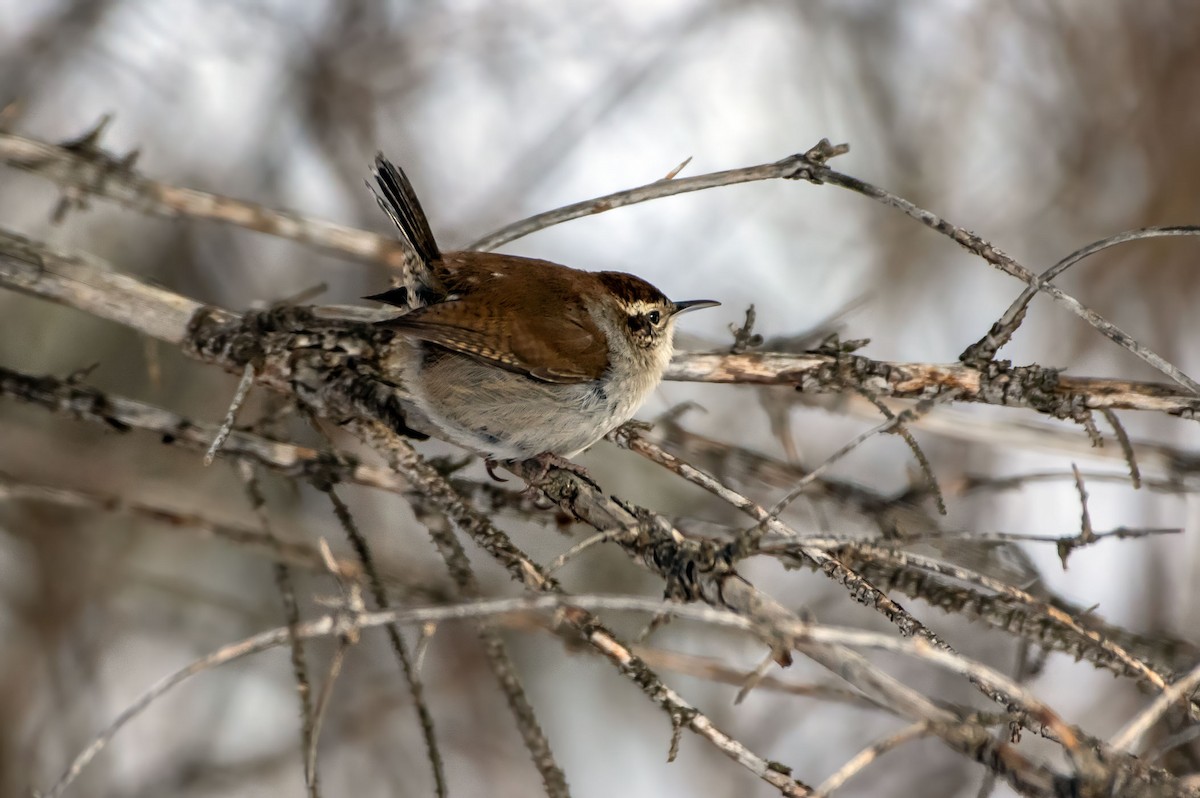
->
[516,452,597,488]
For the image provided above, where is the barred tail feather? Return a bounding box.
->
[371,153,441,265]
[366,153,444,312]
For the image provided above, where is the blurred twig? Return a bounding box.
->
[0,128,412,267]
[48,594,1145,798]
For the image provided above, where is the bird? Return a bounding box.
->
[366,154,719,478]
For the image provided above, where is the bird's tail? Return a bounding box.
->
[370,154,441,265]
[366,154,443,311]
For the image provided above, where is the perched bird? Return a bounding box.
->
[367,154,718,476]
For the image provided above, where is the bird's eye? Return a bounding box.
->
[647,310,661,325]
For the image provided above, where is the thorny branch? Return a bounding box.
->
[5,128,1200,797]
[13,358,1190,760]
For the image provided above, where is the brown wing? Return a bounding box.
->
[382,257,610,383]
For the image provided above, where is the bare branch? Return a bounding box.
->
[315,479,448,798]
[830,547,1200,683]
[205,363,256,465]
[468,141,849,251]
[7,124,1199,798]
[1111,658,1200,753]
[236,463,318,795]
[813,722,933,797]
[781,154,1200,393]
[49,594,1143,798]
[962,227,1200,361]
[4,125,1194,394]
[666,350,1200,417]
[0,129,409,267]
[607,424,1105,751]
[813,542,1185,714]
[347,419,809,796]
[6,228,1200,426]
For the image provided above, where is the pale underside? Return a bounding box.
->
[398,340,666,459]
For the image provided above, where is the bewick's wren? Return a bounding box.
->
[366,154,718,473]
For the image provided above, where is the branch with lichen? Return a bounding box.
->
[6,124,1200,797]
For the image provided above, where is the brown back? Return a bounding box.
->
[382,252,611,384]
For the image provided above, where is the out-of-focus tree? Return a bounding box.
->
[3,3,1200,797]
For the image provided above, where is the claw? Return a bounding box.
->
[520,452,598,488]
[484,458,509,482]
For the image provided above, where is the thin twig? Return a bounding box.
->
[546,530,632,574]
[852,389,945,516]
[734,651,779,705]
[1110,658,1200,752]
[962,226,1200,361]
[307,538,361,798]
[45,594,1102,798]
[1142,724,1200,764]
[768,413,909,519]
[608,426,1070,720]
[772,526,1181,551]
[237,462,318,795]
[468,144,847,251]
[205,363,256,465]
[1072,464,1096,544]
[43,614,329,798]
[350,420,815,797]
[629,647,882,710]
[412,503,572,798]
[0,129,411,267]
[784,155,1200,393]
[813,722,933,797]
[305,640,348,793]
[662,156,692,180]
[413,623,438,674]
[1101,408,1142,489]
[822,542,1184,711]
[319,481,449,798]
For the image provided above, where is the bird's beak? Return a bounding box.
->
[671,299,721,316]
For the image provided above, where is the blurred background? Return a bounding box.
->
[2,1,1200,796]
